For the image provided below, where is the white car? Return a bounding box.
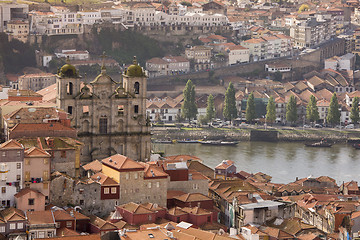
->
[345,124,354,129]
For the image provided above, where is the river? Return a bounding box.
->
[153,142,360,184]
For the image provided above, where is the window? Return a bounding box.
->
[16,163,21,169]
[125,173,130,180]
[134,82,140,94]
[43,171,49,181]
[134,105,139,114]
[83,106,89,116]
[80,200,84,205]
[118,105,124,116]
[66,221,72,228]
[99,118,108,134]
[17,151,21,157]
[1,152,5,157]
[9,223,15,230]
[16,175,20,181]
[67,82,73,95]
[68,106,73,115]
[44,158,48,164]
[1,187,5,194]
[61,151,66,158]
[0,226,5,232]
[148,182,151,188]
[28,198,34,205]
[134,173,138,179]
[111,187,117,194]
[17,223,23,229]
[56,222,60,228]
[47,232,53,237]
[104,188,110,194]
[156,182,160,188]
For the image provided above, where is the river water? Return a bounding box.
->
[153,142,360,184]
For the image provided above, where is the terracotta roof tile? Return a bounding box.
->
[101,154,144,171]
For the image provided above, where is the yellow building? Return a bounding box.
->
[6,20,29,43]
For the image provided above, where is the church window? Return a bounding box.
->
[134,82,140,94]
[67,106,73,115]
[99,118,108,134]
[118,105,124,116]
[67,82,73,95]
[134,105,139,114]
[83,106,89,116]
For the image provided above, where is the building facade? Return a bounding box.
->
[56,59,151,162]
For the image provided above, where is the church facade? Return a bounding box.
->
[56,58,151,163]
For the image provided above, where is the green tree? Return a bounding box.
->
[223,82,237,122]
[246,92,256,123]
[206,94,215,122]
[327,93,341,126]
[306,95,319,123]
[266,96,276,124]
[181,80,198,122]
[286,95,298,124]
[350,96,360,125]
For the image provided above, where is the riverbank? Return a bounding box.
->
[151,127,360,143]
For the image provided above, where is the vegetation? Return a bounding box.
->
[223,82,237,122]
[273,71,282,81]
[350,96,360,125]
[266,96,276,124]
[306,95,319,123]
[96,29,166,66]
[298,4,309,13]
[246,92,256,123]
[327,93,341,126]
[181,80,198,122]
[0,33,36,73]
[206,94,215,122]
[180,1,192,6]
[286,96,298,124]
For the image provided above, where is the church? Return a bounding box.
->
[56,57,151,163]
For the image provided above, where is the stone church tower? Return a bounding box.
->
[56,58,151,163]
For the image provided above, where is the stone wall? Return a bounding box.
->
[250,130,279,142]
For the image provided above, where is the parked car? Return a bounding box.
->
[303,124,311,128]
[345,124,354,129]
[314,124,323,128]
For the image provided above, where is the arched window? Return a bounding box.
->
[83,120,89,132]
[134,82,140,94]
[67,82,73,95]
[118,120,124,132]
[99,118,107,134]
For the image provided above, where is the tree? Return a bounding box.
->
[286,95,298,124]
[223,82,237,122]
[350,96,360,125]
[327,93,341,126]
[246,92,256,123]
[181,80,198,122]
[266,96,276,124]
[206,94,215,122]
[306,95,319,123]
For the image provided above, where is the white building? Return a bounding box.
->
[77,10,102,25]
[0,140,24,208]
[324,53,355,71]
[226,45,249,65]
[146,56,190,78]
[55,49,89,60]
[18,73,56,92]
[0,3,29,32]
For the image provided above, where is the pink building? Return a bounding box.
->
[14,188,45,212]
[23,147,51,201]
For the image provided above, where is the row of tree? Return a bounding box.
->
[181,80,360,126]
[246,92,360,125]
[181,80,238,123]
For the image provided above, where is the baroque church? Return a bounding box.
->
[56,57,151,163]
